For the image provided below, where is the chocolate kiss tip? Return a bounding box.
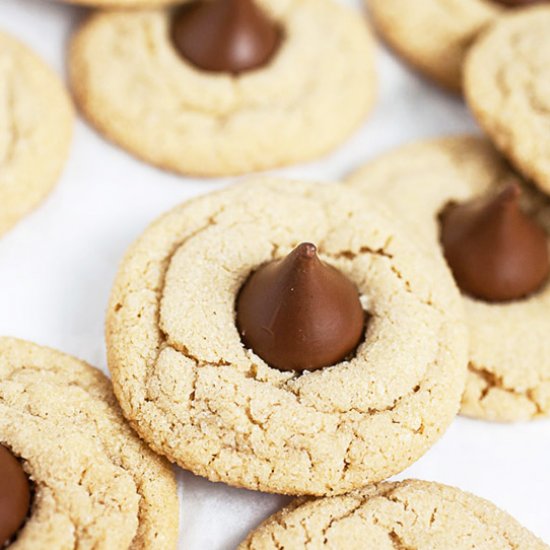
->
[236,242,365,372]
[498,182,521,203]
[295,242,317,259]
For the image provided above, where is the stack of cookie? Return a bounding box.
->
[1,0,550,548]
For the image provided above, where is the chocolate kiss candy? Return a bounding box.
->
[440,183,550,302]
[171,0,281,74]
[0,445,31,546]
[236,243,365,372]
[494,0,547,6]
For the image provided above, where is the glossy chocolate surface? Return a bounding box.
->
[237,243,365,372]
[172,0,280,73]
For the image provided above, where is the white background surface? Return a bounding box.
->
[1,0,549,548]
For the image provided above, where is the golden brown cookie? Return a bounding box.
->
[367,0,502,92]
[69,0,376,176]
[0,31,73,237]
[465,6,550,195]
[106,178,467,496]
[0,337,178,549]
[347,136,550,421]
[239,479,548,549]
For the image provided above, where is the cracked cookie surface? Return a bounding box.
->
[367,0,501,92]
[347,136,550,421]
[465,6,550,195]
[106,178,467,496]
[69,0,376,176]
[238,479,548,549]
[0,337,178,549]
[0,31,73,237]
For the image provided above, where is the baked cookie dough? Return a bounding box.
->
[367,0,503,92]
[106,178,467,496]
[347,135,550,421]
[0,31,73,237]
[239,479,548,549]
[465,6,550,195]
[69,0,376,176]
[0,337,178,549]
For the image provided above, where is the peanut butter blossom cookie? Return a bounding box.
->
[465,6,550,195]
[69,0,376,176]
[106,178,467,496]
[367,0,545,92]
[239,479,548,549]
[348,136,550,421]
[0,338,178,549]
[0,31,73,237]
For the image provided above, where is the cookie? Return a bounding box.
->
[367,0,503,92]
[0,31,73,237]
[238,479,548,549]
[347,135,550,421]
[106,177,467,496]
[0,337,178,549]
[69,0,376,176]
[465,6,550,195]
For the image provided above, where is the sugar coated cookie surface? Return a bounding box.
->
[0,337,178,549]
[465,6,550,195]
[348,136,550,421]
[239,479,548,549]
[106,178,467,496]
[69,0,376,176]
[0,31,73,236]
